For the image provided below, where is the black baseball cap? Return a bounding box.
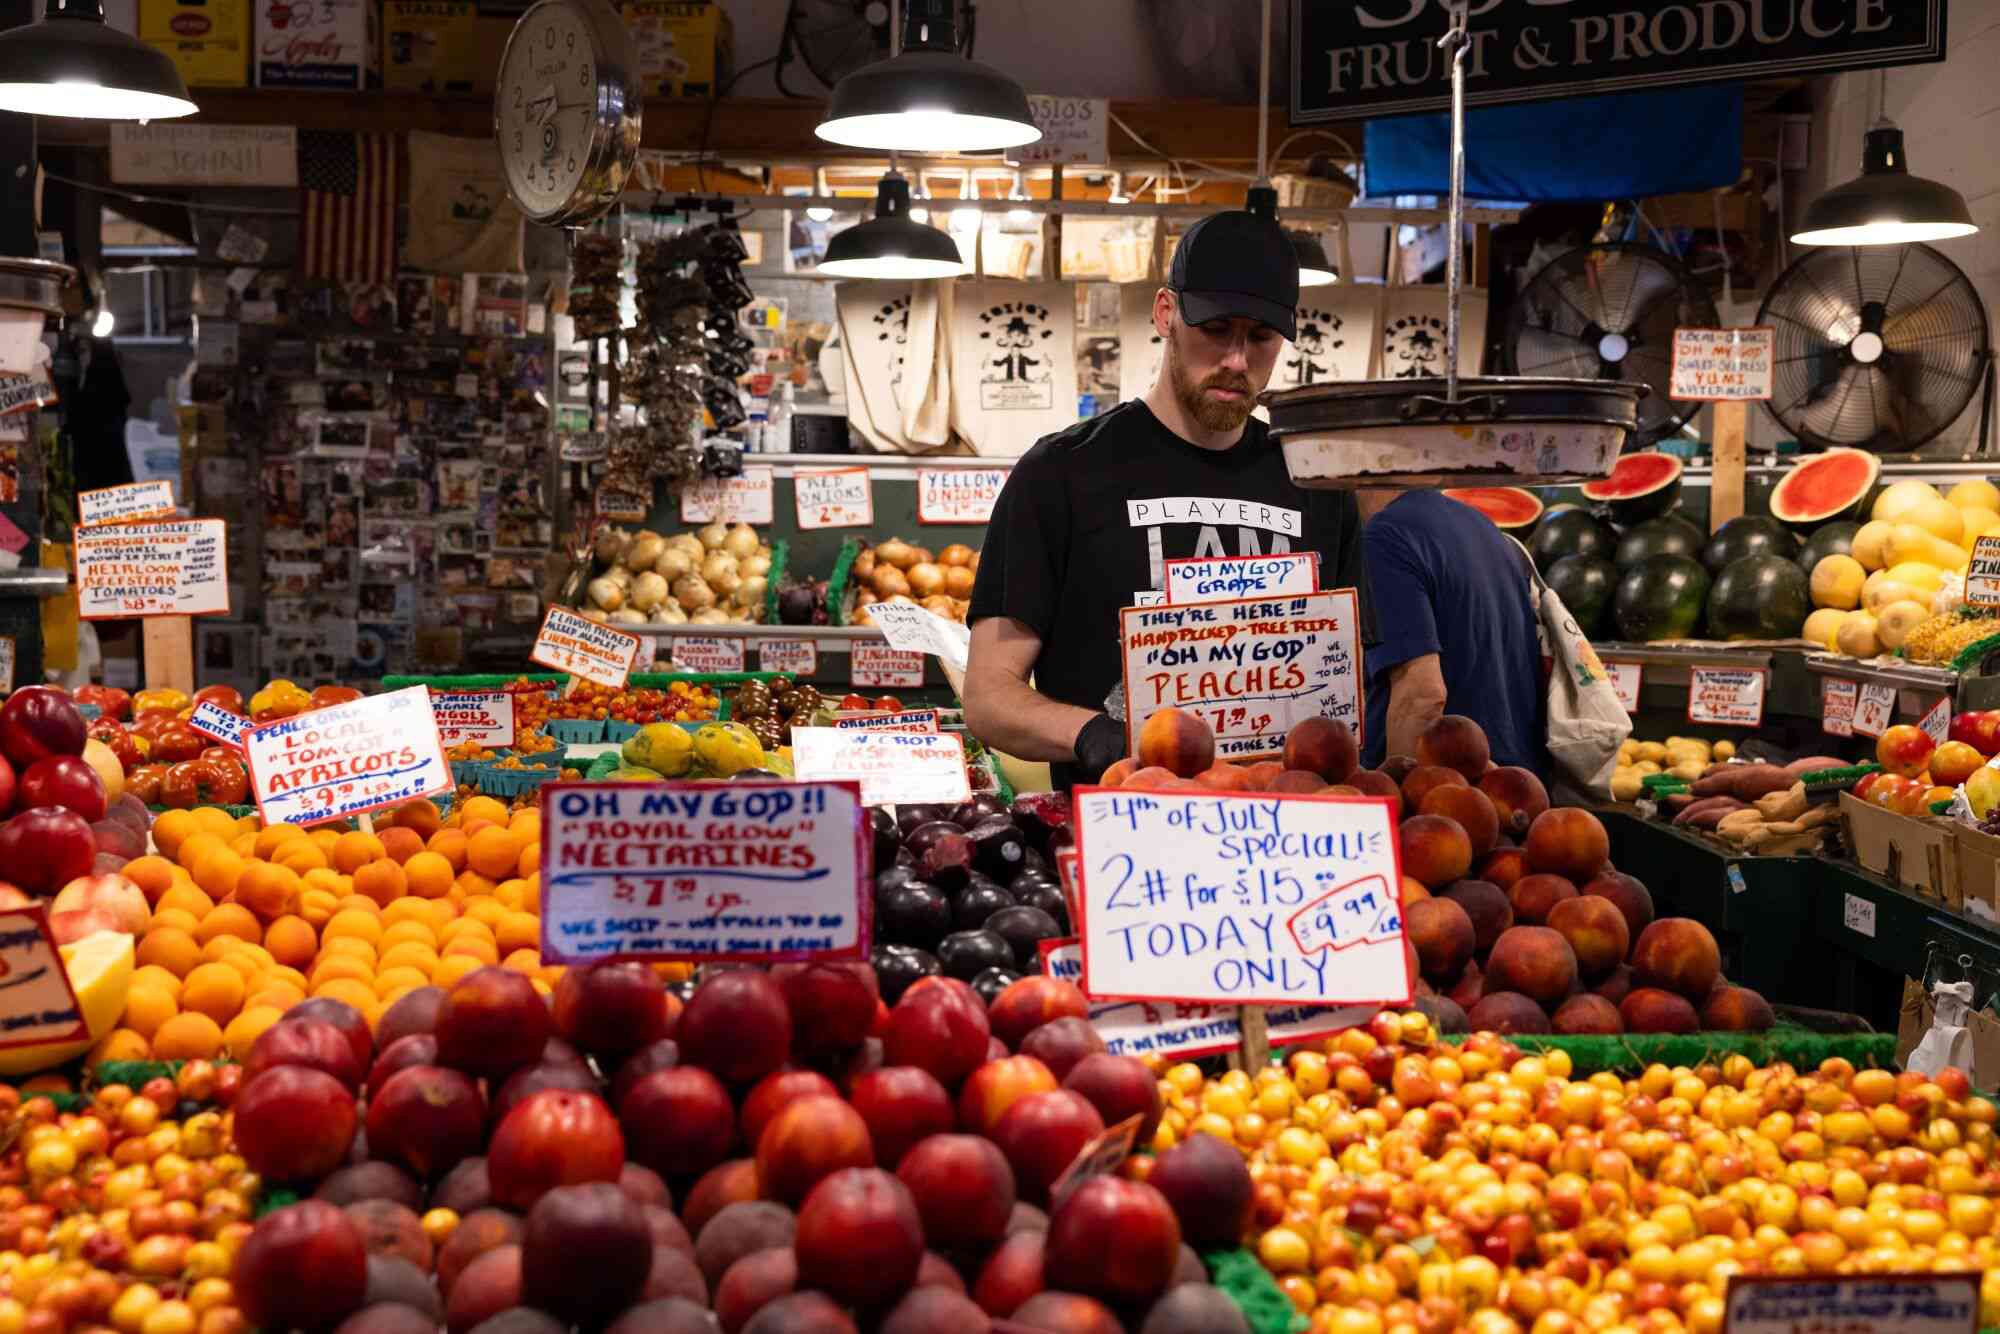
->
[1169,210,1300,342]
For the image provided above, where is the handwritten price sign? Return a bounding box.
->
[1722,1275,1977,1334]
[791,729,970,807]
[851,644,926,689]
[245,686,451,827]
[1669,327,1775,402]
[1687,666,1766,727]
[1821,678,1858,737]
[759,639,818,677]
[538,780,868,965]
[1120,590,1363,761]
[916,468,1008,524]
[0,906,90,1055]
[680,467,775,525]
[78,480,175,528]
[531,607,642,689]
[1163,554,1319,605]
[188,701,250,750]
[1852,681,1897,739]
[430,691,515,748]
[1073,787,1411,1008]
[669,637,747,674]
[75,519,229,620]
[794,468,874,529]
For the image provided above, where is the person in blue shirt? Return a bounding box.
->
[1362,489,1548,777]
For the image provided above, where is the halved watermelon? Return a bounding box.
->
[1581,451,1684,523]
[1769,448,1882,532]
[1444,487,1544,530]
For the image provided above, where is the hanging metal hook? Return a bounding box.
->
[1436,1,1471,407]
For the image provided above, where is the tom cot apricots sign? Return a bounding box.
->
[245,686,452,826]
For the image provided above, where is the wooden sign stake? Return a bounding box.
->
[1709,400,1748,532]
[143,616,194,695]
[1234,1006,1270,1072]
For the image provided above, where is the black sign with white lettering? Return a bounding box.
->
[1290,0,1947,122]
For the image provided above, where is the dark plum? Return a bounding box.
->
[896,804,953,837]
[953,794,1010,827]
[870,945,941,1003]
[985,906,1061,970]
[878,883,952,949]
[971,967,1025,1007]
[954,884,1015,931]
[870,808,899,867]
[937,929,1015,981]
[874,865,923,903]
[920,833,976,893]
[903,821,965,857]
[967,819,1029,878]
[1016,886,1071,933]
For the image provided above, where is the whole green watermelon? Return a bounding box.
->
[1527,509,1616,575]
[1701,515,1800,572]
[1613,555,1711,642]
[1615,517,1705,569]
[1546,555,1617,639]
[1797,520,1863,574]
[1707,554,1813,640]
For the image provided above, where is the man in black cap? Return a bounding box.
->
[963,207,1371,789]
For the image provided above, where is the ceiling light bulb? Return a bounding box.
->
[1793,119,1978,247]
[1007,205,1035,225]
[909,206,929,223]
[0,0,196,120]
[816,1,1038,154]
[91,308,112,337]
[805,206,834,223]
[819,171,967,280]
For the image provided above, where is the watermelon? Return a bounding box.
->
[1546,555,1617,638]
[1444,487,1544,530]
[1581,451,1684,524]
[1528,509,1616,575]
[1768,448,1882,531]
[1701,515,1800,573]
[1613,554,1711,642]
[1707,554,1813,641]
[1615,517,1705,569]
[1797,520,1864,574]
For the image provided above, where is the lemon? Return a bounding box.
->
[1803,607,1848,650]
[1949,480,2000,513]
[1872,479,1943,524]
[1809,554,1866,611]
[621,722,694,777]
[0,929,135,1076]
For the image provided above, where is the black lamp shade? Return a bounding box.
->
[1793,123,1977,247]
[0,0,196,120]
[816,49,1039,153]
[820,173,966,279]
[1290,230,1337,286]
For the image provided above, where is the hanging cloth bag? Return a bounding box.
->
[1509,536,1631,800]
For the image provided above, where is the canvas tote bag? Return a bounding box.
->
[1509,536,1631,800]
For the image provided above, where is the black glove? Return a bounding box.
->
[1073,712,1128,783]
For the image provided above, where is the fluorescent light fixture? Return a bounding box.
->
[0,0,195,119]
[816,0,1038,154]
[819,171,966,279]
[1793,119,1977,247]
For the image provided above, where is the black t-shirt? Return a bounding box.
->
[969,401,1373,775]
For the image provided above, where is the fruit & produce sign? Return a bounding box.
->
[538,779,868,964]
[916,467,1008,523]
[530,606,643,688]
[792,729,971,807]
[1119,590,1362,761]
[188,699,250,749]
[1721,1274,1978,1334]
[1162,553,1319,605]
[1072,787,1411,1007]
[794,467,874,529]
[75,518,229,620]
[1039,937,1376,1061]
[1669,326,1774,402]
[0,905,89,1054]
[428,690,515,747]
[245,686,452,826]
[1687,665,1766,727]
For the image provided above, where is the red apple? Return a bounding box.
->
[18,755,105,822]
[0,686,86,770]
[0,806,99,893]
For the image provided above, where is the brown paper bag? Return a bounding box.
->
[1896,976,1932,1067]
[1969,1007,2000,1089]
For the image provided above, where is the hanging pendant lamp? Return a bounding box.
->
[0,0,195,119]
[819,171,966,279]
[1290,230,1337,286]
[816,0,1039,154]
[1793,117,1977,247]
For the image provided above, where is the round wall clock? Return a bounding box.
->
[493,0,642,227]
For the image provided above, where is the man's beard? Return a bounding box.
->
[1167,334,1256,433]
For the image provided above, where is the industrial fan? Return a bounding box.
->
[1757,244,1992,453]
[1500,242,1719,447]
[782,1,985,90]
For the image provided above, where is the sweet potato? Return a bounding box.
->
[1674,796,1749,827]
[1690,764,1794,802]
[1754,782,1808,822]
[1785,756,1848,777]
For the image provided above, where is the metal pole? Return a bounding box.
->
[1439,2,1469,406]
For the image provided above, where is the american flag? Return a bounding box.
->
[299,131,398,283]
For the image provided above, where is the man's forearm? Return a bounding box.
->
[1385,682,1447,758]
[964,672,1101,763]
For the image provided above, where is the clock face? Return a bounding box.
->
[497,0,609,221]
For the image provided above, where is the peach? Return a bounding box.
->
[1620,987,1699,1034]
[1268,769,1326,794]
[1417,714,1491,780]
[1592,964,1635,1007]
[1508,873,1577,926]
[1447,961,1485,1011]
[1347,770,1401,801]
[1400,814,1473,889]
[1702,985,1775,1032]
[1523,807,1611,881]
[1439,879,1512,954]
[1282,717,1358,782]
[1466,991,1551,1035]
[1630,917,1721,1001]
[1551,994,1623,1035]
[1137,708,1215,778]
[1242,762,1285,791]
[1545,894,1630,978]
[1121,766,1180,790]
[1401,875,1431,904]
[1479,766,1550,836]
[50,872,148,934]
[1581,871,1654,942]
[1483,926,1578,1007]
[1380,754,1419,784]
[1405,897,1476,985]
[1193,764,1253,791]
[1419,784,1501,857]
[1479,847,1531,893]
[1401,764,1467,815]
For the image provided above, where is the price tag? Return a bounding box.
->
[1668,326,1775,401]
[596,486,649,523]
[679,467,775,525]
[1120,591,1363,762]
[669,636,747,674]
[794,468,874,529]
[866,601,971,673]
[1073,787,1409,1007]
[429,691,515,748]
[1604,661,1642,713]
[0,905,90,1055]
[1920,697,1951,746]
[244,686,452,827]
[916,468,1008,524]
[759,639,818,677]
[75,519,230,620]
[1163,554,1320,605]
[1687,666,1766,728]
[531,607,643,689]
[1039,938,1376,1061]
[1723,1274,1976,1334]
[790,729,971,808]
[1007,94,1109,165]
[1968,535,2000,609]
[1842,892,1878,939]
[77,479,176,527]
[1821,678,1858,737]
[538,779,868,965]
[831,710,941,733]
[1852,681,1897,738]
[1049,1113,1145,1210]
[188,700,250,750]
[0,636,16,694]
[852,644,926,689]
[632,635,657,671]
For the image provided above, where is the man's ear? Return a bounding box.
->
[1152,288,1175,339]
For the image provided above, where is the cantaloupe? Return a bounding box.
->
[1810,554,1867,610]
[1803,607,1848,649]
[1877,600,1929,651]
[1863,575,1921,614]
[1835,611,1881,658]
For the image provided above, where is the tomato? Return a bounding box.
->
[161,759,228,809]
[133,687,190,715]
[87,720,141,770]
[201,754,248,805]
[125,763,168,805]
[75,684,132,720]
[839,694,870,711]
[151,725,206,764]
[309,685,363,711]
[192,684,244,715]
[873,696,904,713]
[130,708,178,739]
[1852,772,1884,802]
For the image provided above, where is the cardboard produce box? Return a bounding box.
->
[256,0,378,88]
[627,0,731,98]
[141,0,251,86]
[1841,791,1961,910]
[1953,823,2000,928]
[383,0,511,94]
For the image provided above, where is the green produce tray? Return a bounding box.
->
[546,718,607,743]
[587,751,623,780]
[1501,1026,1896,1074]
[382,671,782,692]
[146,803,256,820]
[1208,1248,1308,1334]
[1801,763,1881,788]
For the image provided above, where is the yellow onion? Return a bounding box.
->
[698,519,729,551]
[852,548,877,581]
[700,552,740,586]
[723,523,761,560]
[587,577,625,612]
[594,527,632,565]
[610,607,648,625]
[921,594,956,617]
[691,607,729,624]
[951,599,970,621]
[710,571,743,600]
[624,532,666,571]
[944,566,975,598]
[907,563,947,598]
[652,602,687,624]
[876,538,919,570]
[654,547,694,581]
[668,532,705,562]
[742,553,772,579]
[737,575,768,607]
[580,607,609,623]
[629,571,668,613]
[872,566,911,598]
[673,574,715,612]
[939,543,975,568]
